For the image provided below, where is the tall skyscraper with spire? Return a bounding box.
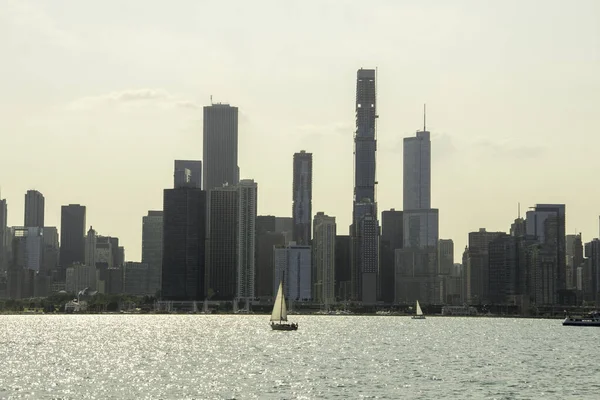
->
[395,107,440,304]
[350,68,380,303]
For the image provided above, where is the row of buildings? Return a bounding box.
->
[1,69,599,309]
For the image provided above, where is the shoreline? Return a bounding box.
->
[0,311,569,319]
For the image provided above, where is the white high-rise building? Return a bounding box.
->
[403,130,431,210]
[313,212,336,305]
[85,226,97,268]
[402,120,439,250]
[236,179,257,299]
[274,242,312,301]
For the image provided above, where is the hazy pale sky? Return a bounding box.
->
[1,0,599,262]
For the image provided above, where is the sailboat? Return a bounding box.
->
[412,300,426,319]
[270,280,298,331]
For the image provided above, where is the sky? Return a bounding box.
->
[1,0,599,262]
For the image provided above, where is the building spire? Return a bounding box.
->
[423,103,427,132]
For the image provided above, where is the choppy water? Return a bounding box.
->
[0,315,598,399]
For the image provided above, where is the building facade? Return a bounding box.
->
[59,204,86,268]
[161,188,207,301]
[24,190,45,228]
[142,210,163,296]
[274,242,312,302]
[350,68,380,304]
[525,204,566,304]
[205,185,238,300]
[313,212,336,305]
[0,198,7,272]
[203,103,239,190]
[292,151,312,245]
[174,160,202,189]
[85,226,97,269]
[236,179,257,299]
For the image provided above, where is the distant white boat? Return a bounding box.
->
[412,300,425,319]
[270,280,298,331]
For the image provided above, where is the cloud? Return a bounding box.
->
[2,0,80,49]
[66,89,201,111]
[474,139,545,159]
[296,122,353,136]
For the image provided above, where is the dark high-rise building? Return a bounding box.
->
[350,68,380,303]
[335,235,352,300]
[488,233,517,303]
[525,204,566,304]
[255,232,285,298]
[162,188,207,300]
[205,185,238,300]
[465,228,504,304]
[292,151,312,245]
[174,160,202,189]
[0,198,7,272]
[24,190,45,228]
[255,215,282,298]
[59,204,86,267]
[256,215,276,236]
[275,217,293,245]
[380,209,403,303]
[566,234,583,290]
[142,211,163,296]
[203,103,239,191]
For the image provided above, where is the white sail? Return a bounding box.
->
[416,300,423,316]
[270,281,288,322]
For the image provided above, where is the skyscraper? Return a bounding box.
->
[350,68,380,304]
[42,226,59,271]
[525,203,567,304]
[396,112,440,304]
[205,184,238,300]
[24,190,45,228]
[85,226,97,268]
[403,130,431,210]
[162,188,207,301]
[313,212,336,305]
[59,204,86,267]
[274,242,312,301]
[174,160,202,189]
[203,103,239,191]
[292,151,313,245]
[566,234,583,290]
[236,179,257,300]
[0,198,7,271]
[142,210,163,296]
[380,209,403,303]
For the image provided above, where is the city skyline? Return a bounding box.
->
[1,1,600,263]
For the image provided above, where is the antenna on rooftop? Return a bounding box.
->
[518,202,520,218]
[210,95,213,105]
[423,103,427,131]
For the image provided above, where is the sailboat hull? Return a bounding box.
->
[270,323,298,331]
[411,315,426,319]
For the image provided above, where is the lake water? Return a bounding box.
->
[0,315,598,399]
